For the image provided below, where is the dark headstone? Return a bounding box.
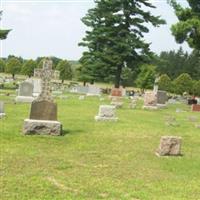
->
[30,100,57,121]
[157,90,168,104]
[188,99,197,105]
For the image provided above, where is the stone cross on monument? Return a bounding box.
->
[34,59,54,102]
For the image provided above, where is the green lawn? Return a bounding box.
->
[0,93,200,200]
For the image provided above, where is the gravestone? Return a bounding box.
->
[156,136,182,156]
[87,85,101,96]
[192,104,200,112]
[0,101,6,118]
[111,97,123,108]
[111,88,123,97]
[95,105,118,121]
[157,90,168,104]
[23,58,62,135]
[15,81,34,103]
[70,86,89,94]
[143,92,158,110]
[33,79,42,97]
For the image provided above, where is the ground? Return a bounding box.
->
[0,91,200,200]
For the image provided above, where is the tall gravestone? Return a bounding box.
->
[0,101,6,118]
[15,81,34,103]
[23,59,62,135]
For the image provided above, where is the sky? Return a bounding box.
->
[0,0,191,60]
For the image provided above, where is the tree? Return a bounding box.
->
[121,67,134,87]
[135,64,156,91]
[56,60,73,83]
[6,58,22,79]
[21,59,37,77]
[79,0,165,88]
[158,74,172,92]
[0,11,11,40]
[192,80,200,96]
[169,0,200,50]
[173,73,193,94]
[0,59,6,72]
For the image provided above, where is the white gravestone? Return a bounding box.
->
[87,85,101,96]
[15,81,34,103]
[95,105,118,121]
[0,101,6,118]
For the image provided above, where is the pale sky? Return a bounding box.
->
[0,0,191,60]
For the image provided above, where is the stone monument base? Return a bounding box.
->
[157,104,167,109]
[0,113,6,118]
[143,105,158,110]
[95,116,118,122]
[23,119,62,135]
[15,96,34,103]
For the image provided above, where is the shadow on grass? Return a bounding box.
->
[62,128,85,136]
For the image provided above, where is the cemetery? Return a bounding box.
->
[0,0,200,199]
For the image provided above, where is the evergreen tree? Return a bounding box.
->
[0,11,11,40]
[135,64,156,91]
[79,0,165,88]
[169,0,200,50]
[56,60,73,83]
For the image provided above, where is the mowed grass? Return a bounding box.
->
[0,93,200,200]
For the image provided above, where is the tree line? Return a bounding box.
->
[0,0,199,94]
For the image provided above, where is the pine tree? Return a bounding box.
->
[0,11,11,40]
[169,0,200,50]
[79,0,165,88]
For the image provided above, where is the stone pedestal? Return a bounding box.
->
[95,105,118,121]
[156,136,182,156]
[23,119,62,135]
[15,96,34,103]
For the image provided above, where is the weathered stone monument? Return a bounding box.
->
[15,81,34,103]
[143,91,158,109]
[95,105,118,121]
[156,136,182,156]
[0,101,6,118]
[23,59,62,135]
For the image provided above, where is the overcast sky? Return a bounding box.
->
[0,0,191,60]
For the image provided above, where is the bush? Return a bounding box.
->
[192,80,200,96]
[158,74,171,91]
[173,73,193,95]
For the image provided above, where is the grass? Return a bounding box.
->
[0,92,200,200]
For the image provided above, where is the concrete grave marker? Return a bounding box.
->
[156,136,182,156]
[15,81,34,103]
[0,101,6,118]
[95,105,118,121]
